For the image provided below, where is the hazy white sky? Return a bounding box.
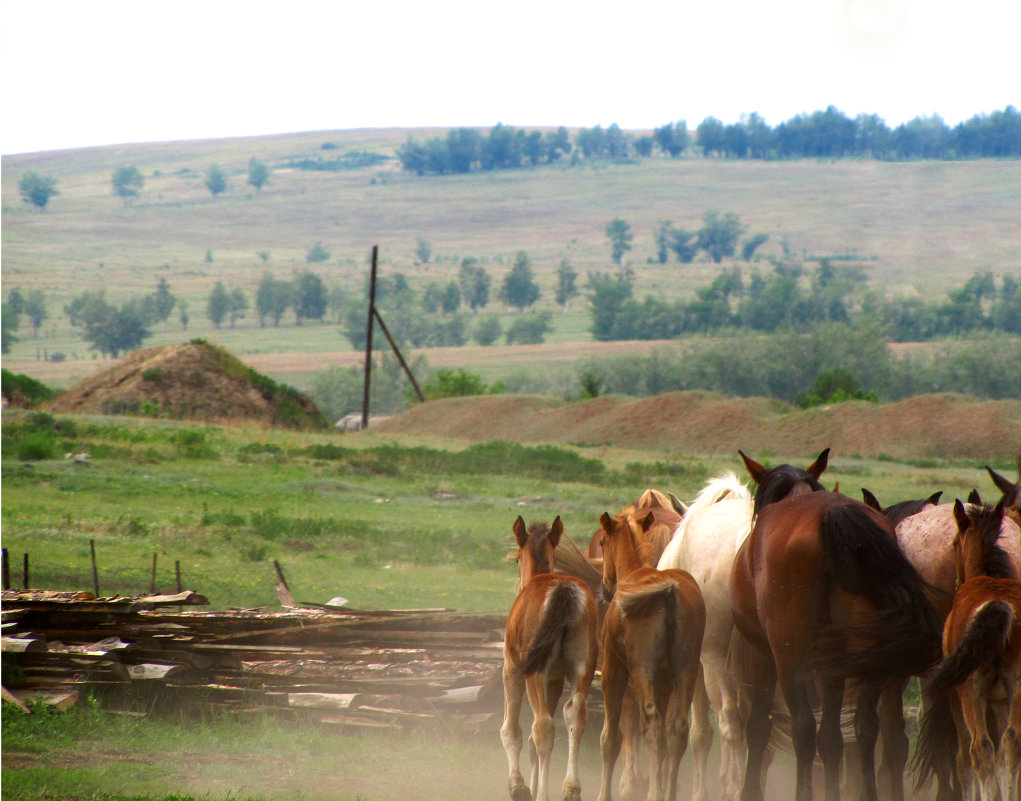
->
[2,0,1018,155]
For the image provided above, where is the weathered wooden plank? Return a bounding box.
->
[2,636,48,653]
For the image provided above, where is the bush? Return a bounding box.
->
[420,368,493,400]
[1,369,56,408]
[473,315,502,346]
[505,311,552,345]
[16,430,56,460]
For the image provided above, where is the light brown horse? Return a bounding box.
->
[596,501,686,801]
[583,489,686,564]
[731,449,942,801]
[502,516,599,801]
[597,510,706,801]
[915,500,1021,801]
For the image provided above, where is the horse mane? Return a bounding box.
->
[667,471,751,551]
[753,465,825,515]
[968,502,1015,580]
[631,510,677,566]
[884,496,939,527]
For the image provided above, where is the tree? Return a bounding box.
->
[207,281,230,328]
[605,218,633,270]
[83,299,151,357]
[22,290,47,335]
[587,272,634,341]
[415,236,431,263]
[228,287,248,328]
[555,258,579,311]
[148,277,176,324]
[248,157,270,192]
[111,166,144,205]
[306,241,330,263]
[458,258,491,312]
[498,251,541,311]
[441,281,461,313]
[741,233,770,261]
[205,163,228,198]
[1,302,19,353]
[18,172,59,210]
[256,274,290,327]
[654,121,689,157]
[294,271,328,324]
[697,211,745,263]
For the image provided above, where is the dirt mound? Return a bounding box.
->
[47,341,330,431]
[377,391,1021,460]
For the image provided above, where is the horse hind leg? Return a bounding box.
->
[597,649,629,801]
[560,680,589,801]
[998,678,1021,801]
[501,664,532,801]
[688,670,713,801]
[618,690,648,801]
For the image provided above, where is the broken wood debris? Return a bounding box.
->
[0,588,533,731]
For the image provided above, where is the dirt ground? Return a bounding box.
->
[377,390,1021,461]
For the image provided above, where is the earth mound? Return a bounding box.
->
[47,341,330,431]
[376,391,1021,461]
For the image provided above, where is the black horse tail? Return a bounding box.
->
[520,581,585,676]
[911,691,959,791]
[928,600,1014,697]
[818,502,942,680]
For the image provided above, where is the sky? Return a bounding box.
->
[2,0,1018,156]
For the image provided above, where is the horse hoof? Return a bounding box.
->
[561,785,581,801]
[510,786,532,801]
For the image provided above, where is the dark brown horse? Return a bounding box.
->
[731,449,941,801]
[597,510,705,801]
[915,500,1021,801]
[502,516,599,801]
[987,464,1021,526]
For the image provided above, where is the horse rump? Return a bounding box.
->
[519,580,587,676]
[928,599,1014,697]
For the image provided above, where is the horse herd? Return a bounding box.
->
[499,449,1021,801]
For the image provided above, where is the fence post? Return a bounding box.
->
[90,539,100,597]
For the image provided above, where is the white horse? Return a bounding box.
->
[657,471,753,801]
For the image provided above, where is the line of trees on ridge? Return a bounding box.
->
[397,106,1021,175]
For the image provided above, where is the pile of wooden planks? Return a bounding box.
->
[1,589,512,731]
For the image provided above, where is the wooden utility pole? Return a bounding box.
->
[360,246,425,430]
[361,246,379,430]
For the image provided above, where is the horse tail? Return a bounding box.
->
[553,534,604,599]
[911,691,959,791]
[616,579,680,673]
[818,503,942,680]
[927,600,1014,697]
[519,581,586,676]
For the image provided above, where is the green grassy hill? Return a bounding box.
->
[3,128,1020,388]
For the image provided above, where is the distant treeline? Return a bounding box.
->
[397,106,1021,174]
[590,263,1021,343]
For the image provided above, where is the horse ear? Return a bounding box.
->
[968,488,983,505]
[637,510,655,532]
[668,492,688,517]
[861,488,881,511]
[987,466,1017,497]
[513,516,528,548]
[953,499,970,532]
[739,450,768,484]
[548,516,564,549]
[807,447,830,479]
[599,512,615,536]
[928,491,943,505]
